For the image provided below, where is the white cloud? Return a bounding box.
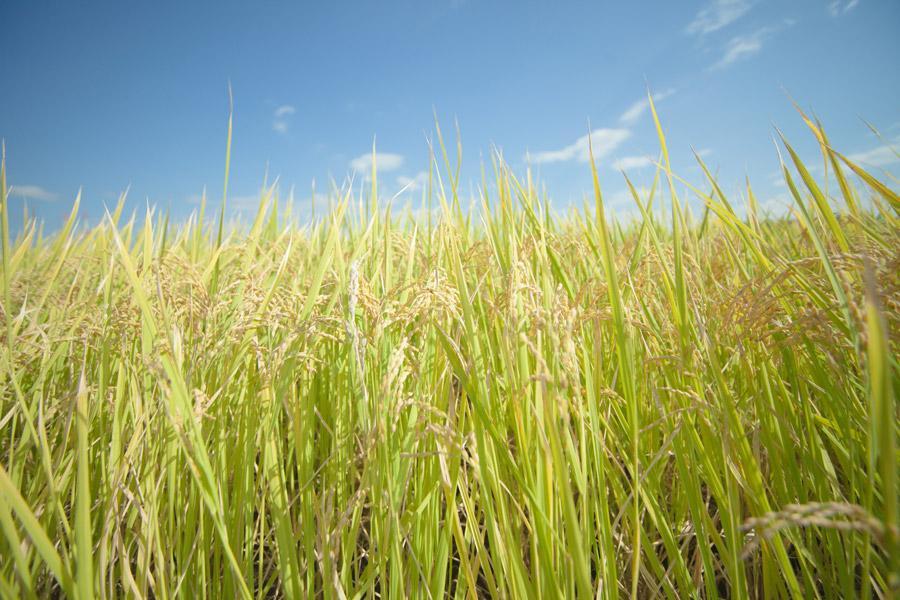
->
[619,89,676,125]
[273,104,295,134]
[713,35,764,69]
[710,21,793,70]
[612,155,655,171]
[846,138,900,168]
[602,187,649,222]
[757,193,792,216]
[274,105,295,118]
[686,0,754,35]
[230,194,264,211]
[9,184,57,201]
[828,0,859,17]
[349,152,405,173]
[605,189,633,207]
[529,128,631,165]
[396,171,429,192]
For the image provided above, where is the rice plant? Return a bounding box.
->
[0,105,897,598]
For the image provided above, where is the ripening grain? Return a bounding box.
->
[0,112,897,598]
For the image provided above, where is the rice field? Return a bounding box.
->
[0,106,897,598]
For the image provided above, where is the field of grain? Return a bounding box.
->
[0,109,897,598]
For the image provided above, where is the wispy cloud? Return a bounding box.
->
[619,89,676,125]
[529,128,631,164]
[757,192,792,216]
[9,184,57,201]
[396,171,429,192]
[602,187,652,221]
[686,0,754,35]
[611,155,654,171]
[274,105,295,118]
[230,194,267,212]
[828,0,860,17]
[350,152,405,173]
[846,137,900,168]
[273,104,295,134]
[710,21,793,70]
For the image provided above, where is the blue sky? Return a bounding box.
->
[1,0,898,228]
